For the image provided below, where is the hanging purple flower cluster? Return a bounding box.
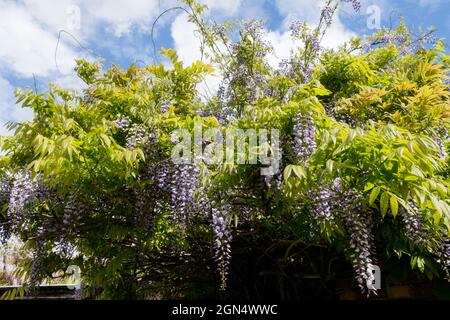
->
[365,29,438,55]
[399,199,429,247]
[290,20,303,38]
[302,177,376,294]
[264,172,283,191]
[27,240,45,292]
[170,164,201,228]
[212,24,226,38]
[307,187,334,221]
[0,176,12,242]
[321,5,334,26]
[336,189,376,294]
[215,20,273,123]
[278,58,313,83]
[282,21,323,83]
[63,195,84,230]
[211,203,233,291]
[155,163,202,228]
[435,138,448,160]
[160,101,172,113]
[114,115,131,131]
[341,0,361,12]
[0,176,12,208]
[7,170,38,226]
[293,113,317,165]
[324,102,358,127]
[439,236,450,280]
[307,36,321,57]
[126,124,155,150]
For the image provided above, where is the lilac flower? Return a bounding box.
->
[27,240,45,293]
[321,5,334,26]
[423,33,438,45]
[155,163,202,229]
[8,170,38,222]
[293,113,317,165]
[170,164,200,228]
[439,236,450,280]
[308,36,321,55]
[63,195,84,229]
[379,33,407,44]
[126,124,152,150]
[243,20,264,37]
[399,199,429,247]
[341,0,361,12]
[211,204,232,290]
[160,101,172,113]
[337,189,375,294]
[435,138,448,160]
[0,177,12,209]
[308,187,334,221]
[114,115,131,131]
[0,176,12,242]
[212,24,226,38]
[290,20,303,38]
[305,183,375,294]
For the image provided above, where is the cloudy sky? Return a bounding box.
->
[0,0,449,135]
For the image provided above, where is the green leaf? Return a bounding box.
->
[390,195,399,217]
[369,186,381,205]
[326,159,334,174]
[380,192,389,217]
[364,182,375,192]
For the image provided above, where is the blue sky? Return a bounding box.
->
[0,0,449,135]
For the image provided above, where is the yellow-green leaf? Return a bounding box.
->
[380,192,389,217]
[390,195,399,217]
[369,186,381,205]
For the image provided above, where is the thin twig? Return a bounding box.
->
[54,30,101,74]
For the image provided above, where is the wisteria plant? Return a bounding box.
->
[0,0,449,299]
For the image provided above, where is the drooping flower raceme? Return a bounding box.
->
[171,164,200,228]
[307,179,376,294]
[436,138,448,160]
[0,176,12,242]
[439,236,450,280]
[211,203,233,291]
[8,170,38,225]
[293,113,317,165]
[341,0,361,12]
[154,162,202,229]
[337,190,376,294]
[399,199,429,247]
[321,5,334,26]
[308,187,334,221]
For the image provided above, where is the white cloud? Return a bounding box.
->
[276,0,323,28]
[171,14,202,66]
[321,15,356,49]
[171,14,223,98]
[19,0,82,37]
[203,0,242,16]
[264,30,296,68]
[0,1,81,77]
[80,0,162,36]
